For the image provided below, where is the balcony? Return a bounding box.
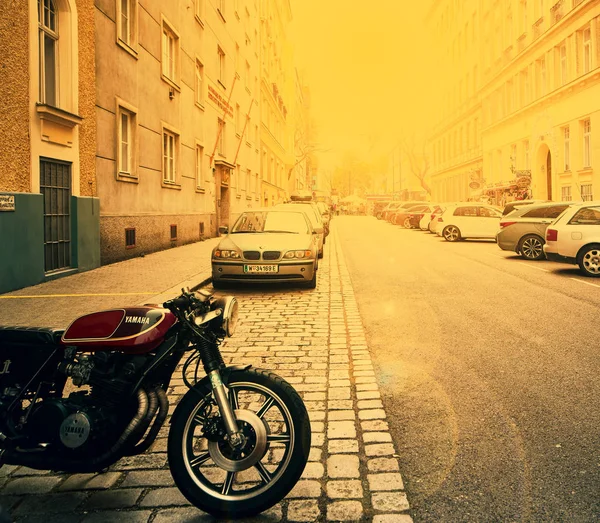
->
[533,17,545,39]
[550,0,565,25]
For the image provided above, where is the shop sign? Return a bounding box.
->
[207,83,233,118]
[469,181,481,190]
[0,195,15,212]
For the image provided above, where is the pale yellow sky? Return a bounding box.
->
[290,1,438,169]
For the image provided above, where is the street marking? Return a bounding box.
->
[570,278,600,288]
[0,292,157,299]
[518,263,549,272]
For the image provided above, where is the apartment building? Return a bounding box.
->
[428,0,600,206]
[259,0,295,206]
[0,0,99,293]
[96,0,261,264]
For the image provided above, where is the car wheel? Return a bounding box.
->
[577,244,600,277]
[519,234,545,260]
[403,217,412,229]
[442,225,461,242]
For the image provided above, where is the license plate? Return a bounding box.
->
[243,264,279,273]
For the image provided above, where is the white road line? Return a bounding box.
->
[518,263,550,272]
[570,278,600,288]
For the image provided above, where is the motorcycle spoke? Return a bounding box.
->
[221,471,236,495]
[254,460,273,484]
[267,433,291,443]
[189,452,211,469]
[256,396,275,419]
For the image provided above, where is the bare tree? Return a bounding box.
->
[402,136,432,196]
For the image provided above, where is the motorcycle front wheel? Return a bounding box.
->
[168,367,311,519]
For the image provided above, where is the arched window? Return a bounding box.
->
[38,0,58,106]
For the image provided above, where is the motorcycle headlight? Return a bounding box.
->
[210,295,239,337]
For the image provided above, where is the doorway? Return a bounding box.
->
[40,158,72,273]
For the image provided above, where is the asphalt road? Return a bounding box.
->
[335,215,600,523]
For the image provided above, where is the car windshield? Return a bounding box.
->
[231,211,309,234]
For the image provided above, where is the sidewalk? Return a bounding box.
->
[0,237,221,328]
[0,224,413,522]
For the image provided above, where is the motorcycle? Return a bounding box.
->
[0,289,311,519]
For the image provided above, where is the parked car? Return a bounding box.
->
[387,201,424,224]
[373,201,391,218]
[421,206,444,232]
[436,203,502,241]
[381,202,405,221]
[211,208,319,288]
[496,202,573,260]
[316,201,331,234]
[502,199,550,216]
[275,202,326,258]
[544,201,600,277]
[400,204,441,229]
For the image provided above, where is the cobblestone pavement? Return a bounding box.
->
[0,224,413,522]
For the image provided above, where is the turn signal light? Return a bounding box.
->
[546,228,558,241]
[499,221,516,228]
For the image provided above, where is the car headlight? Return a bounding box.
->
[284,250,313,259]
[213,249,241,259]
[210,295,239,337]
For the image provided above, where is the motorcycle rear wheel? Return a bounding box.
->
[168,368,311,519]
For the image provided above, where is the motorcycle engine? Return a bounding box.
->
[26,398,107,450]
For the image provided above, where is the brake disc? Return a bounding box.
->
[208,409,270,472]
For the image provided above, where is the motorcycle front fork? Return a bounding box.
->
[208,370,245,449]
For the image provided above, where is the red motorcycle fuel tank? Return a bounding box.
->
[61,307,177,354]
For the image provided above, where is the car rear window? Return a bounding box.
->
[568,207,600,225]
[232,211,309,234]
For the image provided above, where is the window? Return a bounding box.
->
[583,119,591,168]
[235,103,241,135]
[561,186,572,201]
[117,0,137,51]
[196,144,204,190]
[479,207,501,218]
[162,129,177,184]
[170,225,177,241]
[117,103,137,178]
[563,127,570,171]
[38,0,58,106]
[217,119,226,155]
[454,206,478,217]
[582,27,591,74]
[246,169,251,194]
[559,43,567,86]
[162,20,179,85]
[569,205,600,224]
[521,68,529,105]
[524,140,530,169]
[195,59,204,106]
[519,0,527,34]
[538,56,547,96]
[125,228,136,248]
[218,46,226,86]
[217,0,225,19]
[245,61,251,90]
[581,184,593,202]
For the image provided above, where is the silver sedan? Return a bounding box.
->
[211,209,319,288]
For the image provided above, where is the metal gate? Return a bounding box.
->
[40,158,71,273]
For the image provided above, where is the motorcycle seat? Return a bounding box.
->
[0,326,64,345]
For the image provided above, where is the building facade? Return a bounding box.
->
[96,0,262,264]
[427,0,600,207]
[0,0,99,294]
[259,0,295,207]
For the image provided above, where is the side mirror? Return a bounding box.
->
[218,226,229,235]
